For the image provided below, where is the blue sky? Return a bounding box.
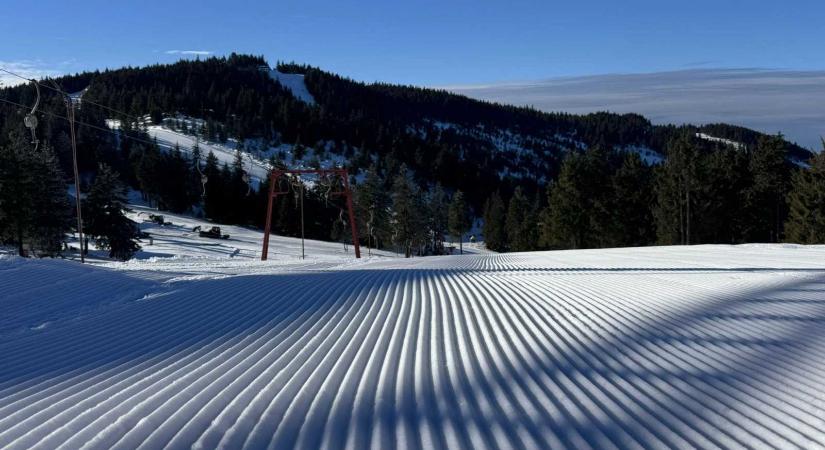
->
[1,0,823,85]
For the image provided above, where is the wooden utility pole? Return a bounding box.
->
[61,89,85,263]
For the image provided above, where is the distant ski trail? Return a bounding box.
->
[2,245,825,449]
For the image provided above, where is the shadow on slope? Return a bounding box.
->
[1,263,824,449]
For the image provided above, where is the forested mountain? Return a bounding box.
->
[0,54,821,257]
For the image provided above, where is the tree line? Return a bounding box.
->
[2,55,825,260]
[482,133,825,252]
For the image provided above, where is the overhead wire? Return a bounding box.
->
[0,66,145,125]
[0,96,161,148]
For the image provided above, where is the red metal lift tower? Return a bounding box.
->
[261,168,361,260]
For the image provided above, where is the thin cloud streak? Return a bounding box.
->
[165,50,213,56]
[446,69,825,150]
[0,60,61,87]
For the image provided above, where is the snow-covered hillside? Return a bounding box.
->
[2,241,825,449]
[145,125,273,185]
[269,69,316,105]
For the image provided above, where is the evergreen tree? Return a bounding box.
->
[785,143,825,243]
[541,153,589,249]
[448,190,471,254]
[654,132,699,245]
[30,147,73,256]
[355,166,391,252]
[606,152,654,247]
[136,140,162,205]
[0,132,71,256]
[83,164,140,260]
[189,140,205,206]
[202,151,224,220]
[426,184,449,254]
[745,134,790,242]
[482,191,507,252]
[697,146,749,243]
[390,165,422,257]
[158,144,192,213]
[506,187,535,251]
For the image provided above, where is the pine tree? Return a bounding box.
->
[482,191,507,252]
[606,152,654,247]
[202,151,224,220]
[390,165,422,257]
[541,153,588,249]
[506,187,534,251]
[654,132,698,245]
[448,190,471,254]
[426,184,449,254]
[30,146,72,256]
[785,143,825,243]
[355,166,391,252]
[0,132,71,256]
[745,134,790,242]
[83,164,140,260]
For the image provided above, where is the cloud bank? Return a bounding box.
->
[446,69,825,150]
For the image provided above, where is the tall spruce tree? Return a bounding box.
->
[355,166,392,252]
[654,132,698,245]
[0,132,71,256]
[84,164,140,260]
[427,184,449,254]
[482,191,507,252]
[506,187,534,251]
[202,151,224,220]
[785,143,825,244]
[745,134,790,242]
[606,152,654,247]
[448,190,471,254]
[390,165,422,257]
[30,147,72,256]
[541,153,589,249]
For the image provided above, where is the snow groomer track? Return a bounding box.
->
[2,244,825,449]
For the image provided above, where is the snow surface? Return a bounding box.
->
[619,145,665,165]
[144,125,272,186]
[3,240,825,449]
[696,132,747,151]
[269,69,316,105]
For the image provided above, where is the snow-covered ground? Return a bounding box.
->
[695,132,747,151]
[3,235,825,448]
[269,69,316,105]
[144,125,273,185]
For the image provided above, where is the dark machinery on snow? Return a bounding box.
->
[196,226,230,240]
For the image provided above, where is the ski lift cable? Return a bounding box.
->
[0,66,145,124]
[22,80,40,151]
[192,137,209,198]
[0,97,161,148]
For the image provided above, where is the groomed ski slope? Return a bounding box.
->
[2,244,825,449]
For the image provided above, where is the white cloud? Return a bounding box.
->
[0,60,60,87]
[165,50,213,56]
[445,69,825,150]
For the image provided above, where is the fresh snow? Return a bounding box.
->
[696,132,747,151]
[269,69,316,105]
[3,234,825,449]
[619,145,665,165]
[144,125,272,185]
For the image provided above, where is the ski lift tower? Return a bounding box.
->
[261,168,361,260]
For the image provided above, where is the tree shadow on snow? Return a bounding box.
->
[1,265,824,449]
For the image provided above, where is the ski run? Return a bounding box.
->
[2,232,825,449]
